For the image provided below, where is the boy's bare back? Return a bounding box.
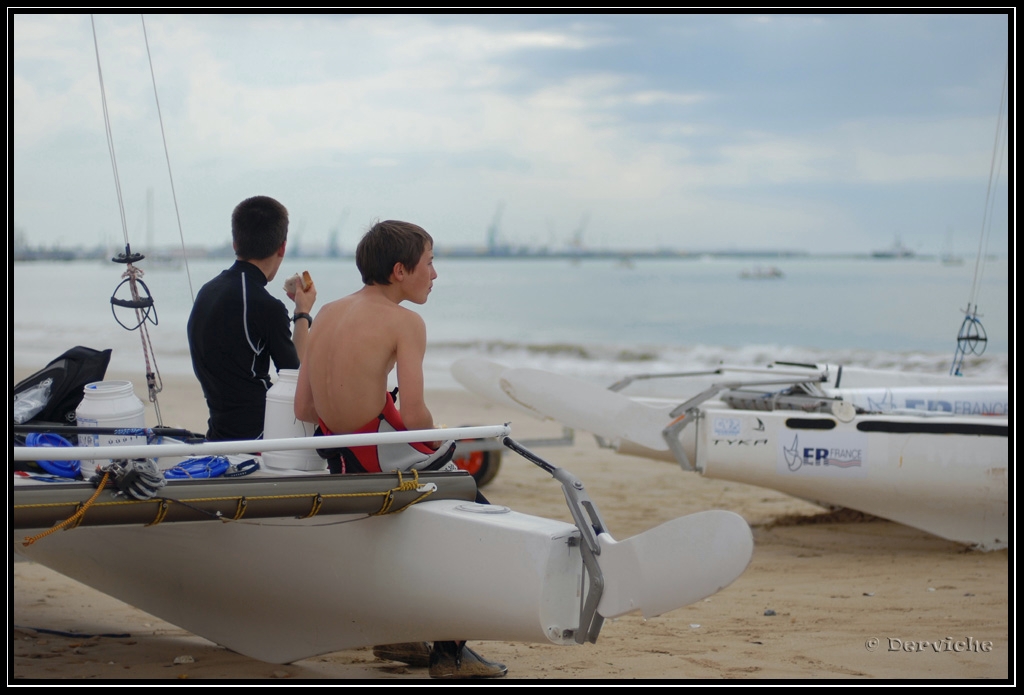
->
[294,231,437,434]
[300,290,429,433]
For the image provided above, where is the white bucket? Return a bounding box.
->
[262,369,327,472]
[76,381,147,461]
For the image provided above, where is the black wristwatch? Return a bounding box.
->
[292,312,312,327]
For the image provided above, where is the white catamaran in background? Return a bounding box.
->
[452,357,1008,551]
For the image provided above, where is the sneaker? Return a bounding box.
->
[429,640,508,679]
[373,642,432,668]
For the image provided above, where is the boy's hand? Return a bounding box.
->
[285,271,316,313]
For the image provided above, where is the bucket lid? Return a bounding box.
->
[81,380,140,401]
[84,380,135,393]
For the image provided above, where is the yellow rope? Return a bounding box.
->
[372,470,437,515]
[66,504,86,530]
[16,471,441,540]
[20,471,111,547]
[301,494,324,519]
[15,488,422,513]
[147,500,170,527]
[376,470,414,514]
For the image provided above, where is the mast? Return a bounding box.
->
[948,61,1006,376]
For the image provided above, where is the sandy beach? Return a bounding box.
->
[11,371,1010,681]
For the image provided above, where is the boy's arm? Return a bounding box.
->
[294,361,318,424]
[289,282,317,362]
[395,312,433,431]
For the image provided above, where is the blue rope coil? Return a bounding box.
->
[24,433,82,478]
[164,456,231,479]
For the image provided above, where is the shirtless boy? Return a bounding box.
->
[293,220,458,474]
[293,220,507,679]
[294,221,435,436]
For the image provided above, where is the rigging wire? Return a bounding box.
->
[968,63,1007,306]
[90,16,130,249]
[91,14,165,424]
[141,14,196,304]
[950,61,1007,376]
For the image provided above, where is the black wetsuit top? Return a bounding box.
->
[187,260,298,441]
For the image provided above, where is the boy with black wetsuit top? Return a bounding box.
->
[188,195,316,441]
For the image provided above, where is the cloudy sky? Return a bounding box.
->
[11,12,1010,255]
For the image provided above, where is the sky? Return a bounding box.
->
[10,12,1012,256]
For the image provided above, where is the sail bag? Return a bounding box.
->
[13,346,113,426]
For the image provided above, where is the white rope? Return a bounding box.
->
[965,62,1007,310]
[141,14,196,304]
[90,16,130,248]
[949,59,1007,377]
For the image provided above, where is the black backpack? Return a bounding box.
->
[13,346,113,426]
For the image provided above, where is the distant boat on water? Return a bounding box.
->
[739,266,783,280]
[871,237,915,259]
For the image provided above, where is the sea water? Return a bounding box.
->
[11,256,1010,390]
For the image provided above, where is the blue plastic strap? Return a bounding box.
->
[164,456,231,479]
[24,432,82,478]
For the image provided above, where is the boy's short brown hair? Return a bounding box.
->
[356,220,433,285]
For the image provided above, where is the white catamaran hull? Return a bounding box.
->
[15,499,752,663]
[696,408,1008,549]
[13,429,754,664]
[17,500,584,663]
[453,359,1009,550]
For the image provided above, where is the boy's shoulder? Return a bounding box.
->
[325,291,424,326]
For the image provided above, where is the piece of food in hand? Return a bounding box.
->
[283,274,300,295]
[284,271,314,295]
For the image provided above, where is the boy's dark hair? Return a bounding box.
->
[356,220,433,285]
[232,196,289,260]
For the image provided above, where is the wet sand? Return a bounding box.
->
[11,372,1009,680]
